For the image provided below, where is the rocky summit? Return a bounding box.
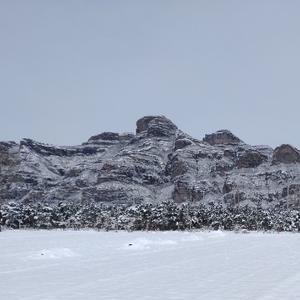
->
[1,116,300,208]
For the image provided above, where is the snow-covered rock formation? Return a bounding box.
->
[1,116,299,208]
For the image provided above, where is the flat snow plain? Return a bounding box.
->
[1,230,300,300]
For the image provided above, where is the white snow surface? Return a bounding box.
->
[1,230,300,300]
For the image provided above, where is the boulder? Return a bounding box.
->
[136,116,177,137]
[203,130,242,145]
[272,144,300,164]
[237,150,268,168]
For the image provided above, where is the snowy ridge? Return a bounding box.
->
[0,115,299,208]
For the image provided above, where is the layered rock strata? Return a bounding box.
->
[0,116,299,208]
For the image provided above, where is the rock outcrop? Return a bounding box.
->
[237,150,268,168]
[136,115,177,137]
[203,130,243,145]
[272,144,300,164]
[0,116,299,209]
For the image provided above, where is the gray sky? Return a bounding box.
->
[1,0,300,148]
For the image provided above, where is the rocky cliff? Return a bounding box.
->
[1,116,300,208]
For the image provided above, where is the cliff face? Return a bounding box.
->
[1,116,300,208]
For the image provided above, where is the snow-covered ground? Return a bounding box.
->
[1,230,300,300]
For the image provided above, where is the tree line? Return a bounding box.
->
[1,201,300,232]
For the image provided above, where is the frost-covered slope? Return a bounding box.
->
[0,115,300,208]
[1,230,300,300]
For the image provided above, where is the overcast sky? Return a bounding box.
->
[1,1,299,148]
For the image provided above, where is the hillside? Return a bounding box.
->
[1,116,300,208]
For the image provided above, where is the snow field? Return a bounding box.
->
[1,230,300,300]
